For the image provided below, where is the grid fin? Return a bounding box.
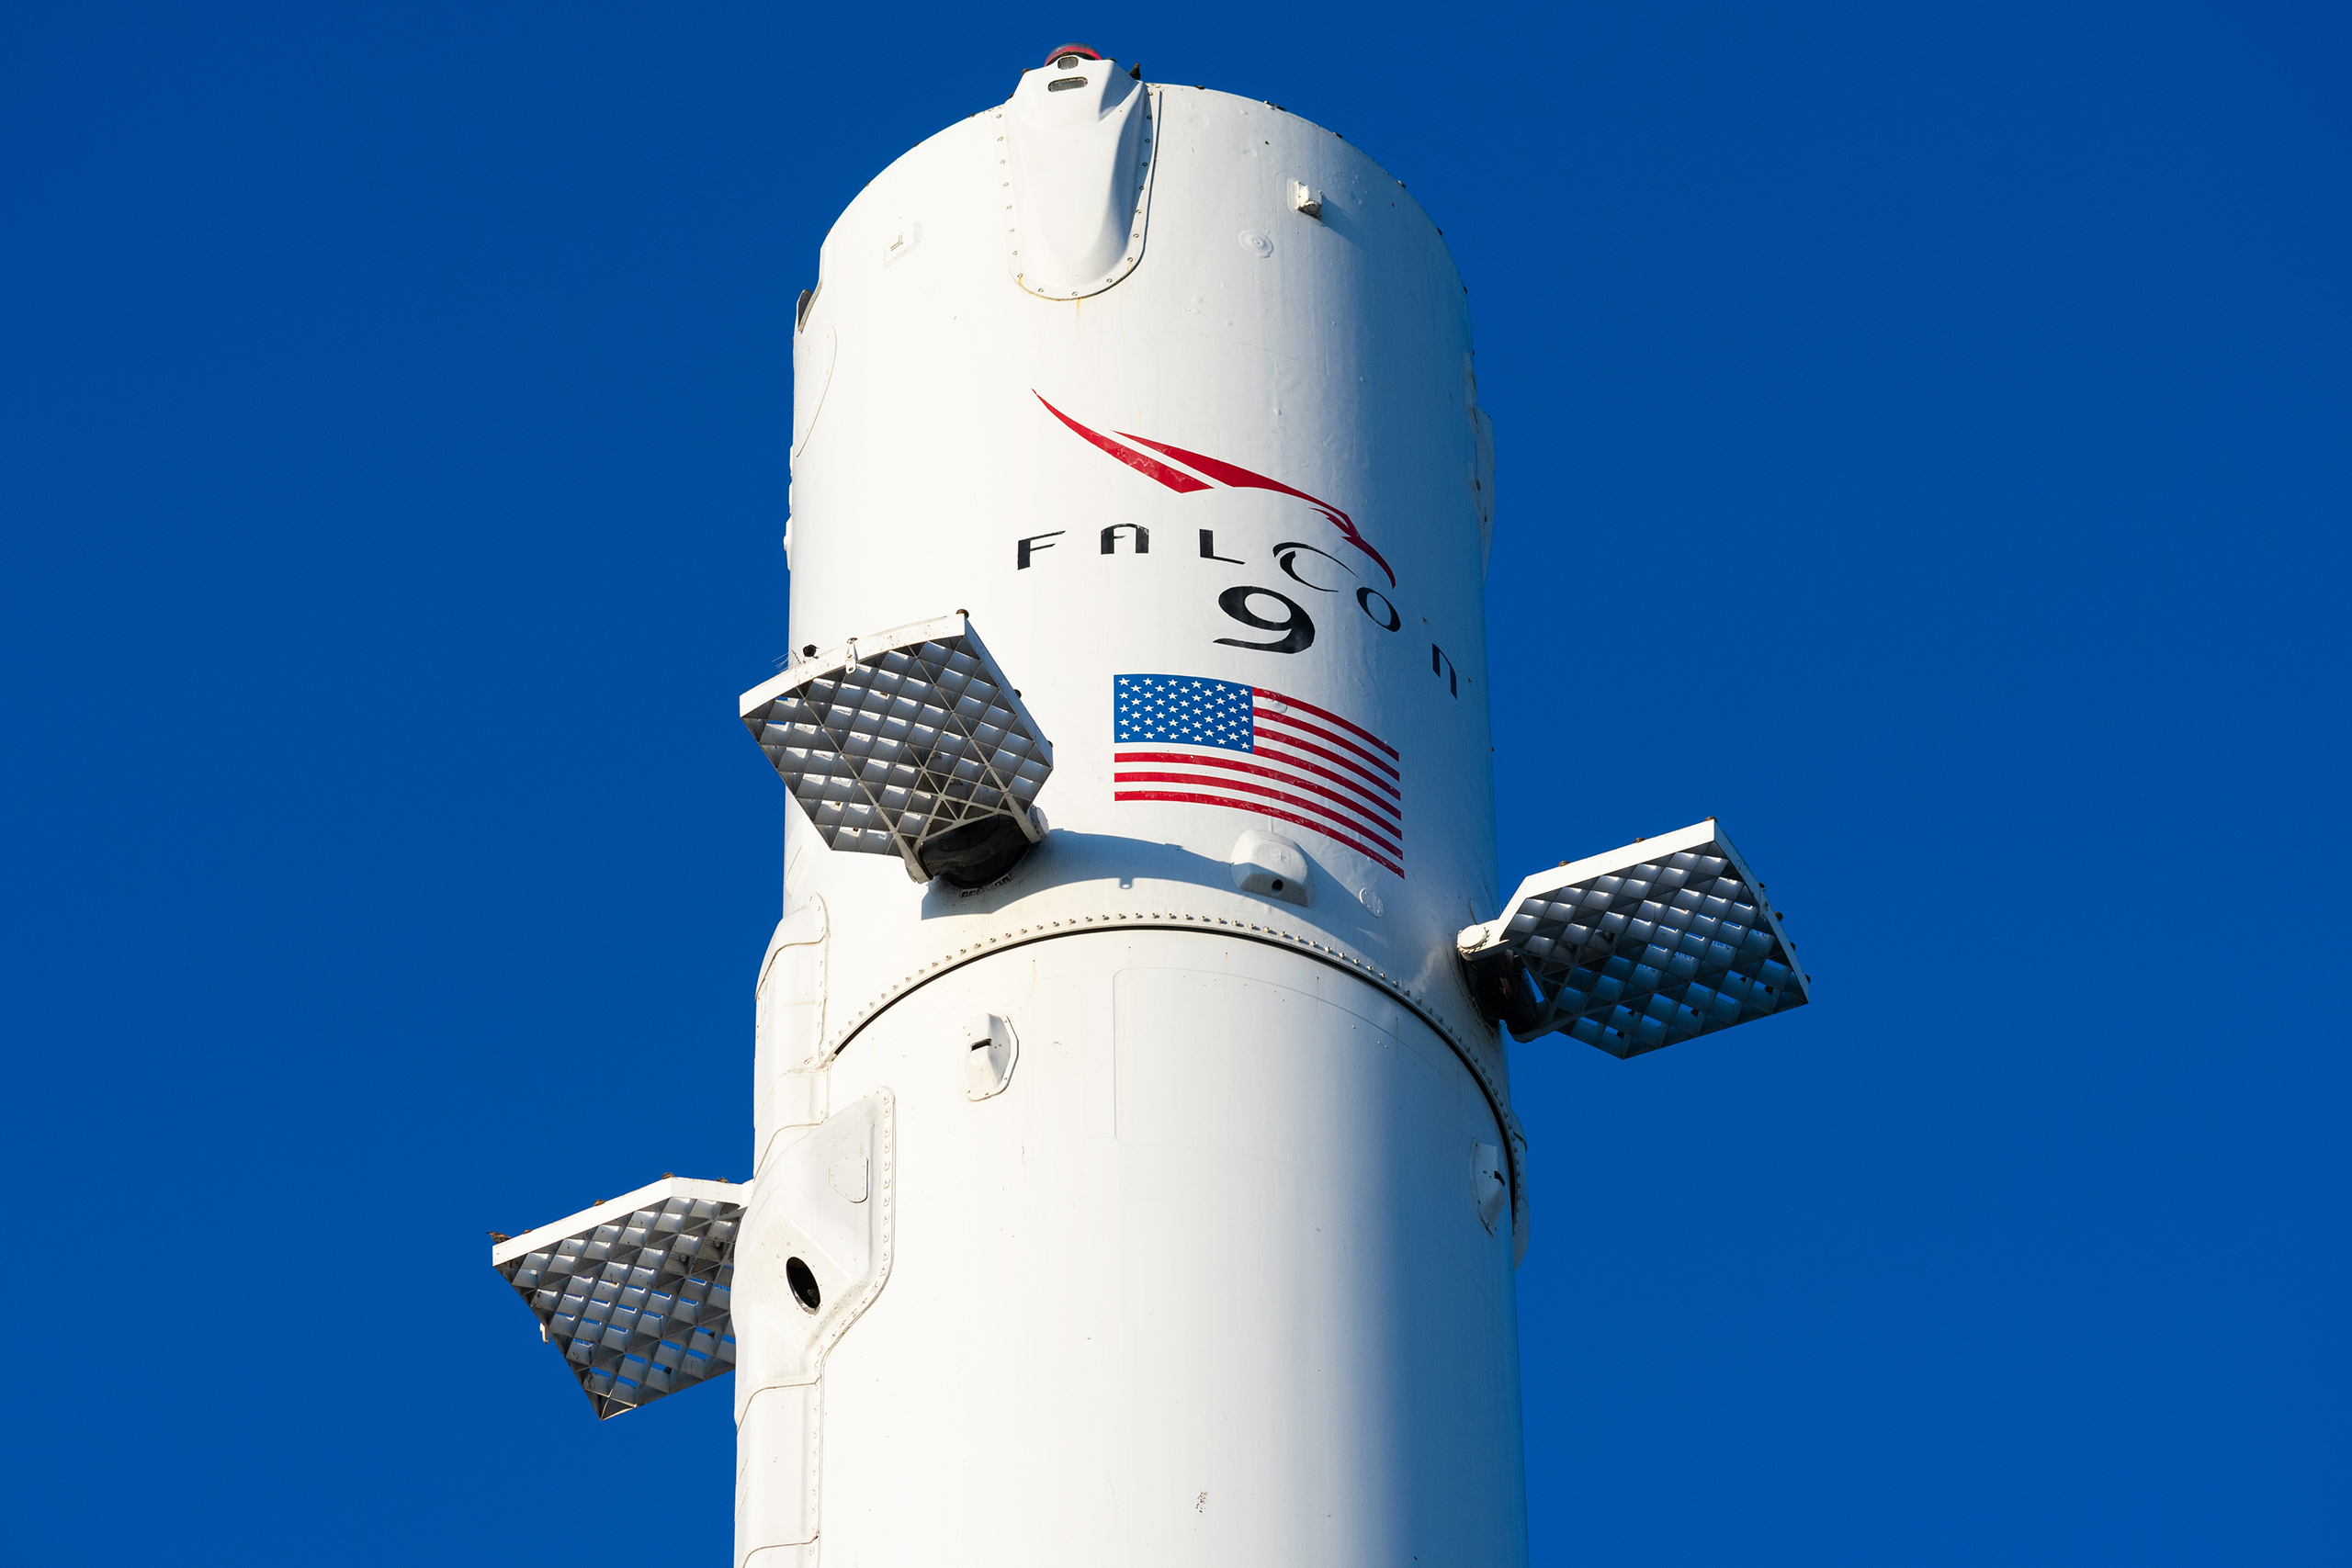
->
[492,1179,746,1419]
[1465,821,1810,1057]
[740,615,1054,876]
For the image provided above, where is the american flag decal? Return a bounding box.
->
[1113,674,1402,875]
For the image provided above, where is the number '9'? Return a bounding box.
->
[1214,586,1316,654]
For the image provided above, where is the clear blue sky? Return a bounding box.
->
[4,5,2344,1563]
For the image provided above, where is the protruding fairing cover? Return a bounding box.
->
[492,1176,748,1418]
[1460,818,1810,1056]
[739,615,1054,886]
[998,52,1159,299]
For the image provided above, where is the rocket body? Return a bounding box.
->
[738,54,1526,1567]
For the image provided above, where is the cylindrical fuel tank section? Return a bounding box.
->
[736,52,1525,1568]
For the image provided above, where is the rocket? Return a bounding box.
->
[490,43,1810,1568]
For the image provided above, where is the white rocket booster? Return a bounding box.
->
[491,44,1811,1568]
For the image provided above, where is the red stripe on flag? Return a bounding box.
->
[1253,685,1398,760]
[1114,770,1402,857]
[1114,750,1402,830]
[1252,709,1401,781]
[1114,790,1404,876]
[1251,739,1402,817]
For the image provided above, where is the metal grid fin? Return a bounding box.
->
[1476,827,1808,1057]
[741,617,1054,874]
[495,1191,744,1419]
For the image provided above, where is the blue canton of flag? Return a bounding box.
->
[1113,675,1255,751]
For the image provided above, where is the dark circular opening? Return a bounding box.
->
[786,1257,821,1314]
[1270,878,1284,891]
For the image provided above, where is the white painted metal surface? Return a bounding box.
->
[742,41,1525,1568]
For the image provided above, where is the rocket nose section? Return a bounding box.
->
[1002,51,1153,299]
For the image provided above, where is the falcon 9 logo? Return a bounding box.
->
[1023,392,1464,699]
